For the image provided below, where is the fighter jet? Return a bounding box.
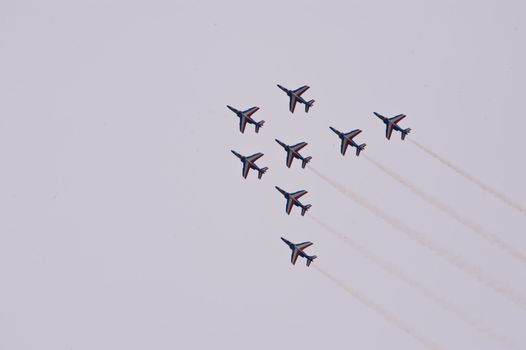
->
[329,127,366,156]
[231,150,268,179]
[227,105,265,133]
[373,112,411,140]
[281,237,317,266]
[277,84,315,113]
[275,186,311,216]
[275,139,312,169]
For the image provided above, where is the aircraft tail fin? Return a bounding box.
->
[356,144,366,156]
[301,204,312,216]
[401,128,411,140]
[255,120,265,133]
[258,167,268,179]
[306,255,317,266]
[305,100,315,113]
[302,156,312,169]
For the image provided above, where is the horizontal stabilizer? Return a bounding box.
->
[305,99,315,113]
[401,128,411,140]
[258,167,268,179]
[255,120,265,133]
[301,204,312,216]
[306,255,317,266]
[302,156,312,169]
[356,144,366,156]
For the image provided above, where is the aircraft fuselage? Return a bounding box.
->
[288,147,304,161]
[240,114,256,125]
[281,238,307,256]
[245,159,261,172]
[389,120,404,133]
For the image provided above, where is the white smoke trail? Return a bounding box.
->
[313,264,441,350]
[308,165,526,310]
[409,139,526,217]
[363,154,526,266]
[310,215,520,350]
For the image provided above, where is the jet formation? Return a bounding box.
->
[228,83,412,267]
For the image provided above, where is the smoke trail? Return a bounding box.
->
[313,264,441,350]
[409,139,526,216]
[308,165,526,310]
[310,215,520,350]
[363,154,526,266]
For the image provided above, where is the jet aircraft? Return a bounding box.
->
[227,105,265,133]
[373,112,411,140]
[281,237,317,266]
[277,84,315,113]
[275,186,311,216]
[329,127,366,156]
[231,150,268,179]
[275,139,312,168]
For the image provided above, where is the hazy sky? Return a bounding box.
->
[1,1,525,349]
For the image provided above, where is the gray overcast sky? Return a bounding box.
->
[1,0,525,349]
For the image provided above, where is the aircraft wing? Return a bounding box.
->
[385,124,394,140]
[286,151,294,168]
[289,96,298,113]
[296,242,313,250]
[291,248,300,265]
[293,85,310,96]
[247,152,263,162]
[243,106,260,117]
[344,129,362,140]
[242,161,250,178]
[290,190,307,199]
[389,114,406,124]
[286,198,294,214]
[291,142,307,152]
[239,117,248,133]
[340,138,349,155]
